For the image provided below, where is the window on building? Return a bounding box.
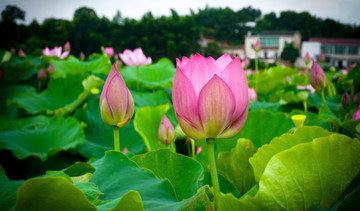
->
[260,37,279,47]
[322,46,333,54]
[348,46,359,55]
[335,46,346,54]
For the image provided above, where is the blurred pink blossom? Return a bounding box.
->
[104,47,114,57]
[37,68,47,80]
[64,41,71,52]
[48,63,55,74]
[18,49,26,57]
[353,105,360,121]
[196,147,202,154]
[248,88,257,102]
[297,85,316,94]
[122,147,128,154]
[43,46,69,59]
[119,48,152,67]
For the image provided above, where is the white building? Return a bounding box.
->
[245,31,301,61]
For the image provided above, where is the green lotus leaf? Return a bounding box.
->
[64,162,96,177]
[250,126,331,181]
[75,182,104,204]
[134,104,172,151]
[131,149,203,200]
[0,165,24,211]
[13,177,97,211]
[132,90,171,110]
[336,185,360,211]
[51,55,112,78]
[216,138,257,196]
[74,98,145,158]
[10,74,103,115]
[97,190,144,211]
[0,115,84,161]
[120,58,175,90]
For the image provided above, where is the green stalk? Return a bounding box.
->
[321,88,326,105]
[113,126,120,151]
[303,100,308,113]
[136,66,140,92]
[191,138,195,159]
[207,138,220,210]
[38,81,41,93]
[255,52,258,73]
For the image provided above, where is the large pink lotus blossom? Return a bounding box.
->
[248,88,257,102]
[297,85,316,94]
[310,60,327,91]
[253,40,261,52]
[104,47,114,57]
[172,53,248,140]
[353,105,360,121]
[158,114,176,145]
[100,64,134,127]
[42,46,69,59]
[119,48,152,67]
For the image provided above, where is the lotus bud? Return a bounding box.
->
[119,48,152,67]
[319,51,325,63]
[37,68,46,80]
[18,49,26,57]
[291,114,306,129]
[248,88,257,102]
[304,52,311,66]
[310,60,327,91]
[122,147,128,154]
[158,115,176,145]
[104,47,114,57]
[10,47,16,54]
[172,53,248,140]
[64,41,71,52]
[253,40,261,52]
[48,63,55,74]
[354,92,360,104]
[79,52,86,61]
[341,91,350,108]
[196,147,202,154]
[353,106,360,121]
[100,64,134,127]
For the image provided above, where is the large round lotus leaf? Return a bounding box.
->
[0,165,24,211]
[13,177,97,211]
[10,74,103,115]
[0,115,84,161]
[74,98,145,158]
[51,55,111,78]
[132,90,171,110]
[131,149,203,200]
[120,58,175,90]
[250,126,331,181]
[89,151,177,210]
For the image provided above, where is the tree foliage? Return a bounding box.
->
[280,43,299,64]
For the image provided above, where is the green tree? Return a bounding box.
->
[204,41,223,58]
[280,43,299,64]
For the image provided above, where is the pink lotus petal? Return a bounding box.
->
[213,53,233,71]
[177,114,207,140]
[60,51,70,59]
[196,147,202,154]
[217,107,248,139]
[198,75,236,137]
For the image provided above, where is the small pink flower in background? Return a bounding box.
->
[43,46,69,59]
[297,85,316,94]
[350,63,357,68]
[172,53,248,140]
[79,52,86,61]
[37,68,47,80]
[196,147,202,154]
[104,47,114,57]
[340,69,348,75]
[285,76,291,83]
[310,60,327,91]
[282,64,287,68]
[10,47,16,54]
[122,147,128,154]
[241,58,250,69]
[354,92,360,104]
[100,64,135,127]
[18,49,26,57]
[119,48,152,67]
[353,105,360,121]
[304,52,311,65]
[319,51,325,63]
[248,88,257,102]
[64,41,71,52]
[114,54,119,60]
[245,69,254,75]
[158,114,176,145]
[253,40,261,52]
[48,63,55,74]
[341,91,350,108]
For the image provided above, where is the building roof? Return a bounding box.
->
[309,38,360,46]
[259,30,299,36]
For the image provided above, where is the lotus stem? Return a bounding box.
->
[255,52,258,73]
[321,88,326,105]
[136,66,140,92]
[207,138,220,210]
[113,126,120,151]
[191,138,196,159]
[303,100,308,113]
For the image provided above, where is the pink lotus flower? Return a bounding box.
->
[119,48,152,67]
[253,40,261,52]
[18,49,26,57]
[304,52,311,65]
[172,53,249,140]
[79,52,86,61]
[319,51,325,62]
[196,147,202,154]
[245,69,254,75]
[341,91,350,108]
[100,64,135,127]
[42,46,69,59]
[10,48,16,54]
[241,58,249,69]
[310,60,327,91]
[122,147,128,154]
[248,88,257,102]
[297,85,316,94]
[64,41,71,52]
[104,47,114,57]
[354,92,360,104]
[351,63,357,68]
[48,63,55,74]
[353,105,360,121]
[341,69,348,75]
[158,114,176,145]
[37,68,46,80]
[285,76,291,83]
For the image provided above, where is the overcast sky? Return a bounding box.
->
[0,0,359,25]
